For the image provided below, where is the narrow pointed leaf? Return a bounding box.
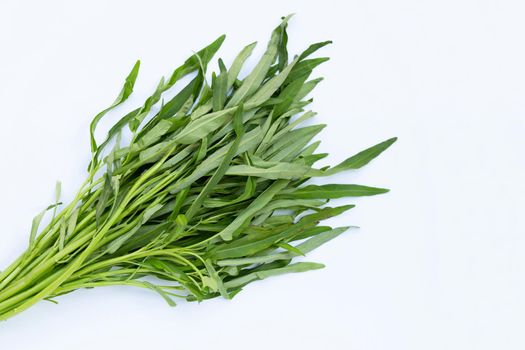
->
[286,184,389,199]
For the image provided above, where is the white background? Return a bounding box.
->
[0,0,524,349]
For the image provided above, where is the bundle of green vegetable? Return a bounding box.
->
[0,16,395,321]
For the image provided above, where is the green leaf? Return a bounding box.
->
[129,77,166,132]
[212,59,228,112]
[218,180,289,241]
[297,41,332,61]
[185,105,245,220]
[203,259,229,299]
[136,119,173,149]
[271,111,317,142]
[273,76,309,117]
[225,162,312,180]
[258,198,326,213]
[141,204,164,225]
[67,208,80,237]
[158,76,200,120]
[290,225,335,241]
[277,16,289,71]
[169,187,190,221]
[212,211,334,261]
[294,226,349,252]
[283,57,329,85]
[295,77,323,101]
[89,60,140,155]
[217,227,347,267]
[169,126,263,193]
[29,202,63,246]
[224,262,324,289]
[267,124,326,162]
[89,107,140,169]
[203,176,256,208]
[245,57,299,108]
[167,35,226,87]
[104,224,140,255]
[227,42,257,89]
[195,137,208,163]
[54,181,62,204]
[277,242,304,256]
[58,217,66,251]
[226,16,291,107]
[173,107,235,144]
[323,137,398,175]
[160,145,196,171]
[286,184,389,199]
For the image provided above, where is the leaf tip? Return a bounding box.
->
[341,204,356,211]
[217,34,226,44]
[378,187,390,194]
[311,262,325,270]
[281,13,295,22]
[130,60,141,78]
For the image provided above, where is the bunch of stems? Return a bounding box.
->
[0,16,395,321]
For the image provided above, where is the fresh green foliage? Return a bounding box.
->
[0,17,396,321]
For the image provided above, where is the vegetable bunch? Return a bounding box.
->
[0,16,395,321]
